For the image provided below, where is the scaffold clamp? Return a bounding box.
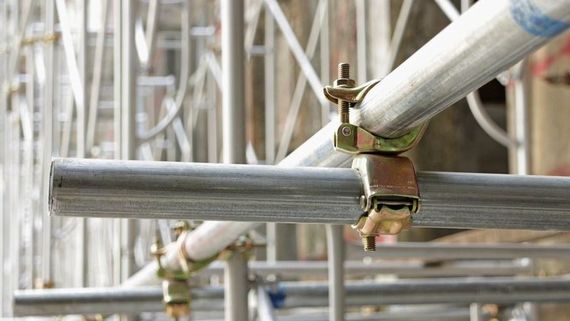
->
[325,63,425,251]
[351,154,420,251]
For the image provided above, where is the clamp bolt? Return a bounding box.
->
[362,235,376,252]
[336,63,354,124]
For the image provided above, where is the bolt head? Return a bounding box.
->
[341,126,352,136]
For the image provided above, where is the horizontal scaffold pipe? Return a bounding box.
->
[201,260,531,278]
[14,276,570,316]
[51,158,570,231]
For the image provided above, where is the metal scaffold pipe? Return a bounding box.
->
[201,260,532,278]
[107,0,570,286]
[221,0,248,320]
[51,158,570,230]
[13,276,570,316]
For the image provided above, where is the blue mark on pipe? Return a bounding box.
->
[511,0,570,37]
[267,287,286,309]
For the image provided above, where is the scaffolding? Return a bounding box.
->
[2,0,570,320]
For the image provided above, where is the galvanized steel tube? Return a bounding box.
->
[221,0,246,165]
[49,159,362,223]
[221,1,248,320]
[51,159,570,230]
[326,225,345,321]
[201,260,531,278]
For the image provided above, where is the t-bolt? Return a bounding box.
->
[338,63,350,123]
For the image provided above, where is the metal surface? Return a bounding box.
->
[264,7,276,164]
[112,0,124,287]
[319,0,330,126]
[40,0,55,286]
[225,253,249,321]
[14,276,570,316]
[434,0,460,21]
[120,0,138,284]
[351,155,419,249]
[279,309,478,321]
[469,303,482,321]
[327,225,345,321]
[13,286,220,316]
[86,0,109,153]
[201,260,531,278]
[283,0,570,168]
[49,159,362,223]
[256,285,277,321]
[55,0,84,115]
[438,0,515,149]
[356,0,570,138]
[78,0,88,287]
[222,2,248,321]
[51,158,570,231]
[221,0,246,165]
[512,63,530,176]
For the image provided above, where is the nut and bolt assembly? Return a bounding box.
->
[334,62,355,124]
[362,235,376,252]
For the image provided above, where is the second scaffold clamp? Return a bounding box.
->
[324,63,427,252]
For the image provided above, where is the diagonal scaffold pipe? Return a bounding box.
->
[122,0,570,286]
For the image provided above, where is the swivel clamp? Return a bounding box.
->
[325,63,426,251]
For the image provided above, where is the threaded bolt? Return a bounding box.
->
[338,62,350,79]
[362,235,376,252]
[337,63,350,123]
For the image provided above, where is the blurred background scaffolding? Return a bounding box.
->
[1,0,570,320]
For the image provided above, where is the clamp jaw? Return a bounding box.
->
[351,155,419,251]
[325,63,425,252]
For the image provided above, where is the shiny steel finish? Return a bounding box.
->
[221,2,248,320]
[357,0,570,138]
[51,159,570,230]
[285,0,570,166]
[49,159,362,223]
[414,171,570,229]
